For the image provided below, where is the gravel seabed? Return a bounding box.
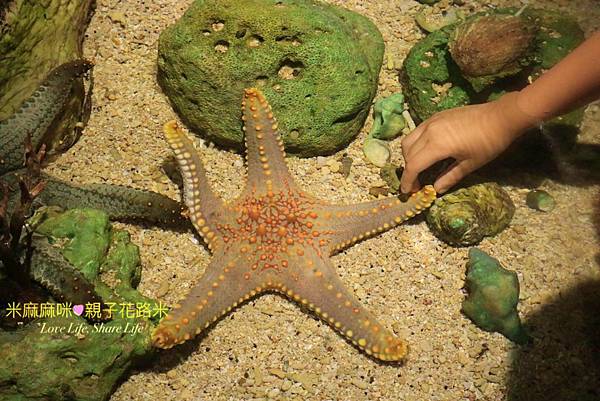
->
[43,0,600,400]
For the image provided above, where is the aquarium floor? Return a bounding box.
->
[44,0,600,400]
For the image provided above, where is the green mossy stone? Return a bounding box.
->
[402,7,584,124]
[524,8,585,69]
[401,28,471,122]
[0,208,158,401]
[36,209,111,281]
[158,0,384,156]
[462,248,530,344]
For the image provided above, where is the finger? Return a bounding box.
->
[433,159,479,194]
[400,121,428,157]
[400,146,450,194]
[403,134,428,166]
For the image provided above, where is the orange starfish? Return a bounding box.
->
[152,88,436,361]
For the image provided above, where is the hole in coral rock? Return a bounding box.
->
[212,21,225,31]
[256,76,268,86]
[201,29,211,36]
[305,94,311,100]
[235,28,247,39]
[275,35,302,46]
[275,1,285,7]
[247,34,264,48]
[214,40,229,53]
[355,70,364,75]
[278,59,304,80]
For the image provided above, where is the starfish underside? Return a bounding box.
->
[153,88,436,361]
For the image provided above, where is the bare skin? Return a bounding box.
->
[401,31,600,194]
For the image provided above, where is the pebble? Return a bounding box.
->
[267,388,280,399]
[280,380,293,392]
[107,11,127,27]
[329,161,341,173]
[351,378,369,390]
[156,281,170,297]
[340,156,353,177]
[269,369,286,379]
[316,156,328,166]
[457,351,470,365]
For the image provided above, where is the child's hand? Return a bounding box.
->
[400,92,538,194]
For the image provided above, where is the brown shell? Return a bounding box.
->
[449,15,535,77]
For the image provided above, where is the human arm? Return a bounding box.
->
[400,31,600,194]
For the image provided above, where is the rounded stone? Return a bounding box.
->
[158,0,384,157]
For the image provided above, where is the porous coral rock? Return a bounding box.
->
[158,0,384,156]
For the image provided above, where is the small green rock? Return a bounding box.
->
[158,0,384,156]
[362,136,390,168]
[526,189,555,212]
[379,163,402,192]
[371,93,406,141]
[415,7,461,33]
[462,248,531,344]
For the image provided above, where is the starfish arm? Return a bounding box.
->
[280,251,408,361]
[316,186,437,254]
[241,88,295,194]
[37,173,187,227]
[1,60,93,175]
[163,121,226,247]
[152,252,263,349]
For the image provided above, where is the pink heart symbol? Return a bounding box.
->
[73,304,84,316]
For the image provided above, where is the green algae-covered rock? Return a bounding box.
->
[402,7,584,122]
[401,28,471,122]
[525,189,555,212]
[158,0,384,156]
[0,0,94,156]
[0,208,159,401]
[531,9,585,69]
[426,183,515,246]
[36,209,111,281]
[371,93,406,141]
[462,248,530,344]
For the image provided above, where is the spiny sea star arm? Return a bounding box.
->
[240,88,295,194]
[280,250,408,361]
[316,186,436,255]
[0,60,93,175]
[152,252,262,349]
[1,171,187,227]
[163,121,226,246]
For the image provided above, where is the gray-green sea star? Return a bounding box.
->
[153,88,437,361]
